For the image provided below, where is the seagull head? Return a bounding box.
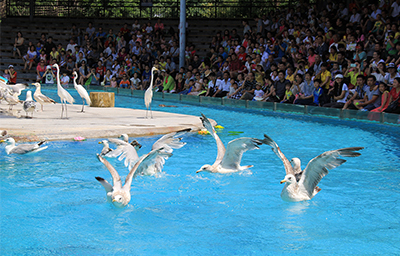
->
[98,140,109,146]
[196,164,213,173]
[0,138,15,145]
[32,82,41,88]
[290,158,301,169]
[280,174,296,185]
[112,194,129,208]
[119,134,129,143]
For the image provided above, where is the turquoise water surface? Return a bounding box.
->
[1,89,400,255]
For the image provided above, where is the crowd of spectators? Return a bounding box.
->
[6,1,400,114]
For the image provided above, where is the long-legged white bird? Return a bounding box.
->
[23,91,36,118]
[144,67,159,119]
[32,82,56,111]
[0,137,48,154]
[72,71,91,112]
[196,114,264,174]
[3,89,21,111]
[262,134,363,202]
[53,64,75,118]
[96,147,171,208]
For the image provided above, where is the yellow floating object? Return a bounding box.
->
[214,125,224,129]
[198,130,210,135]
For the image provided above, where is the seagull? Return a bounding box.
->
[262,134,363,202]
[196,114,264,174]
[53,63,75,118]
[23,91,36,118]
[0,81,27,98]
[0,137,48,154]
[72,71,91,112]
[98,140,113,157]
[95,147,171,208]
[144,67,159,119]
[3,89,21,111]
[106,130,189,176]
[32,82,56,111]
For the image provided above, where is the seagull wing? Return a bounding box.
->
[299,147,363,197]
[107,139,139,170]
[95,177,113,193]
[220,137,262,170]
[9,83,27,96]
[151,128,190,153]
[133,149,173,178]
[97,154,122,189]
[200,114,225,167]
[34,93,56,104]
[124,148,172,189]
[9,141,46,154]
[262,134,295,175]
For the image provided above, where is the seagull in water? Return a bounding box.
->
[23,91,36,118]
[105,130,189,176]
[197,114,265,174]
[0,137,48,154]
[144,67,159,118]
[53,63,75,118]
[72,71,91,112]
[96,148,171,208]
[262,134,363,202]
[32,82,56,111]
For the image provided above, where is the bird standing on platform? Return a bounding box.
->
[144,67,159,118]
[53,64,75,118]
[32,82,56,111]
[23,91,36,118]
[72,71,91,112]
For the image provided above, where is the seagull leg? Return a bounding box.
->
[146,107,148,119]
[150,104,153,119]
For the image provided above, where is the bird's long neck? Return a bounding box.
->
[55,66,61,88]
[149,70,154,90]
[73,76,77,88]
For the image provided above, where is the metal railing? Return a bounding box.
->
[4,0,292,19]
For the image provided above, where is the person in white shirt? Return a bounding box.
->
[60,72,70,88]
[349,8,361,25]
[213,71,230,97]
[391,0,400,17]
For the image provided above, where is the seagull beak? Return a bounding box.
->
[196,169,202,173]
[280,179,286,184]
[0,140,4,143]
[98,141,103,144]
[112,199,116,202]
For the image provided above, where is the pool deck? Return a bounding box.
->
[0,102,213,142]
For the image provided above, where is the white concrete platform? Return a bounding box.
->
[0,102,212,142]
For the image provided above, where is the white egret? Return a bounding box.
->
[196,114,264,174]
[23,91,36,118]
[32,82,56,111]
[262,134,363,202]
[144,67,159,118]
[53,64,75,119]
[0,137,48,154]
[72,71,91,112]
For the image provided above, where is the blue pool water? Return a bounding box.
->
[1,89,400,255]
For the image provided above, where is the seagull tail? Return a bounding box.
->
[37,140,46,146]
[240,165,254,171]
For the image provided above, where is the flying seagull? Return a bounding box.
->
[95,148,171,208]
[262,134,363,202]
[197,114,264,174]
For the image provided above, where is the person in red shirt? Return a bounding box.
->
[229,53,245,78]
[95,60,106,81]
[8,65,17,84]
[385,77,400,114]
[120,23,130,41]
[237,46,247,62]
[119,74,131,89]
